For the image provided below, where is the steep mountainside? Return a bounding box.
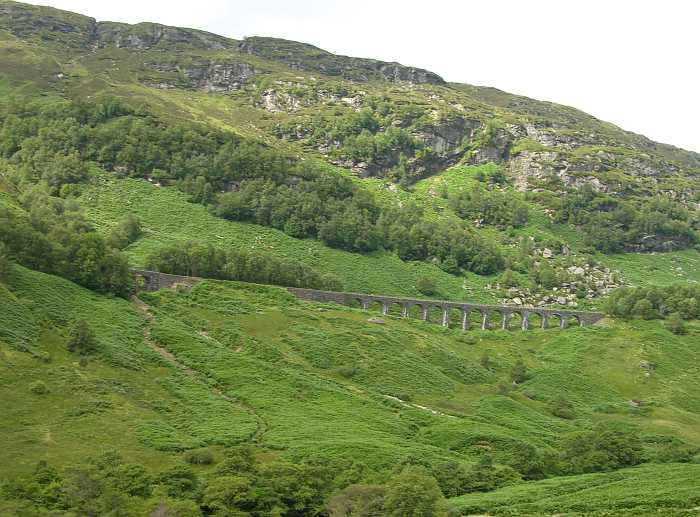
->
[1,1,700,515]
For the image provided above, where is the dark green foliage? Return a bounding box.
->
[605,284,700,320]
[552,184,698,253]
[67,319,98,356]
[448,184,530,228]
[108,214,142,250]
[184,449,214,465]
[510,359,530,384]
[416,276,437,296]
[326,484,386,517]
[376,202,504,275]
[145,241,343,290]
[558,421,644,474]
[382,466,450,517]
[0,192,132,296]
[549,395,576,420]
[460,454,522,493]
[666,312,688,335]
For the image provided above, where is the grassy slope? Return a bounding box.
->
[80,175,700,306]
[80,176,500,302]
[450,463,700,516]
[2,265,700,505]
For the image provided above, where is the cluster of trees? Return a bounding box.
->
[278,106,434,183]
[145,241,343,291]
[217,178,504,275]
[447,184,529,228]
[0,449,452,516]
[0,187,132,296]
[1,96,505,277]
[0,96,295,200]
[552,185,698,253]
[605,284,699,322]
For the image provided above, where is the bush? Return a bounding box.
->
[337,365,358,379]
[184,449,215,465]
[559,421,644,474]
[549,395,576,419]
[67,320,98,356]
[510,359,530,384]
[29,380,49,395]
[665,312,688,335]
[416,277,437,296]
[605,285,700,320]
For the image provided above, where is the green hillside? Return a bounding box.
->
[1,0,700,514]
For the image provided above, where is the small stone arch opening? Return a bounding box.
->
[427,305,444,324]
[565,315,582,328]
[549,314,563,330]
[367,300,384,314]
[387,302,405,318]
[408,304,424,320]
[507,312,523,331]
[348,297,364,309]
[488,310,505,330]
[526,312,543,330]
[466,310,484,330]
[448,307,463,327]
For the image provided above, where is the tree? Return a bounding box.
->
[326,484,386,517]
[67,320,98,356]
[416,277,437,296]
[632,298,656,320]
[382,466,450,517]
[559,422,643,474]
[108,214,142,250]
[665,312,687,335]
[202,475,255,514]
[510,359,530,384]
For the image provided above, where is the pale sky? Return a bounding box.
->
[33,0,700,153]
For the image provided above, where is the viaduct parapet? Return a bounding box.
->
[129,269,604,331]
[286,288,604,330]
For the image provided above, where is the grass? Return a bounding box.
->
[2,264,699,489]
[80,176,501,302]
[450,463,700,516]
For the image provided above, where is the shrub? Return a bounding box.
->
[549,395,576,419]
[510,359,530,384]
[559,421,643,474]
[29,380,49,395]
[632,299,656,320]
[184,449,215,465]
[416,277,437,296]
[337,365,358,379]
[665,312,688,335]
[67,320,98,356]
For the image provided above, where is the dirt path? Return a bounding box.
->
[131,295,268,441]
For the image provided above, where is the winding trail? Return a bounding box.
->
[131,295,268,442]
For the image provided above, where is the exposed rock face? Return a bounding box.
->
[183,62,256,92]
[96,22,233,51]
[237,37,445,85]
[416,117,481,154]
[0,1,97,48]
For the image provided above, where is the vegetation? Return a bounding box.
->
[1,2,700,514]
[605,284,700,320]
[0,188,132,296]
[146,241,343,290]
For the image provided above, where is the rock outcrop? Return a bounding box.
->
[237,37,445,85]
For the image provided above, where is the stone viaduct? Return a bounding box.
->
[130,269,604,331]
[286,288,604,330]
